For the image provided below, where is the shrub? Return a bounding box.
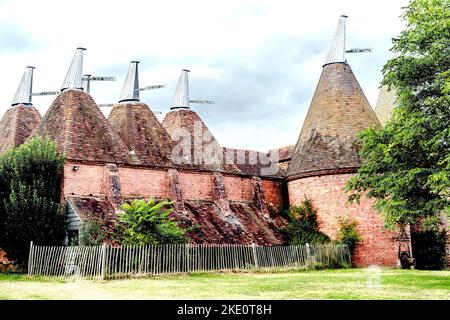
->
[78,217,110,246]
[336,218,361,256]
[117,198,187,245]
[284,197,330,245]
[0,137,66,267]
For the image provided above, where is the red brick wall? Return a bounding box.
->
[179,172,215,200]
[223,175,253,201]
[288,174,398,267]
[262,179,283,208]
[63,162,285,211]
[119,167,169,199]
[64,163,105,196]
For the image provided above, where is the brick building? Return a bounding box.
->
[3,16,444,268]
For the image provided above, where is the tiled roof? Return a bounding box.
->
[287,63,380,179]
[175,200,286,245]
[162,108,241,174]
[0,104,41,153]
[108,102,173,167]
[33,89,140,164]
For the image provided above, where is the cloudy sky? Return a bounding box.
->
[0,0,409,152]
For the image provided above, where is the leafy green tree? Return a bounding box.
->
[345,0,450,228]
[118,199,187,245]
[0,137,66,266]
[284,198,330,245]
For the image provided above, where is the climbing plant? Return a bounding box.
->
[283,197,330,245]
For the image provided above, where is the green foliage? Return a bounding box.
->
[336,218,362,256]
[284,198,330,245]
[0,137,66,266]
[78,217,110,246]
[117,199,187,245]
[345,0,450,228]
[411,220,447,270]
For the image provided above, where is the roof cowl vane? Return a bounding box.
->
[171,69,190,109]
[119,61,140,103]
[61,47,86,91]
[324,15,347,66]
[11,66,35,107]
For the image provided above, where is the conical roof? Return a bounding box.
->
[162,108,241,174]
[33,89,139,164]
[108,102,173,167]
[287,15,380,179]
[375,85,397,126]
[0,104,41,153]
[287,62,380,179]
[0,66,42,153]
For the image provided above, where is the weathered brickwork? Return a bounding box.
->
[288,174,399,267]
[119,167,169,199]
[261,179,284,209]
[179,172,215,200]
[63,163,105,196]
[104,163,123,210]
[223,175,253,202]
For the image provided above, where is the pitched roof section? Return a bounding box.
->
[287,63,380,178]
[162,108,241,174]
[33,89,139,164]
[108,102,174,167]
[0,104,41,153]
[375,85,397,126]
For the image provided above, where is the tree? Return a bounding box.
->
[117,199,187,245]
[284,198,330,245]
[0,137,66,266]
[345,0,450,228]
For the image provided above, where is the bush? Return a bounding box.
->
[336,218,361,256]
[78,217,110,246]
[117,198,187,245]
[0,137,66,267]
[284,197,330,245]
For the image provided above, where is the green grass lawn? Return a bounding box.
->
[0,268,449,300]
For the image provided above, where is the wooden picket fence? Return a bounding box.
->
[27,242,351,279]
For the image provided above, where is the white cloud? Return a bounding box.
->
[0,0,409,151]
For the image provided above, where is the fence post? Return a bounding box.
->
[100,243,107,280]
[28,241,34,276]
[305,243,311,268]
[251,243,259,269]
